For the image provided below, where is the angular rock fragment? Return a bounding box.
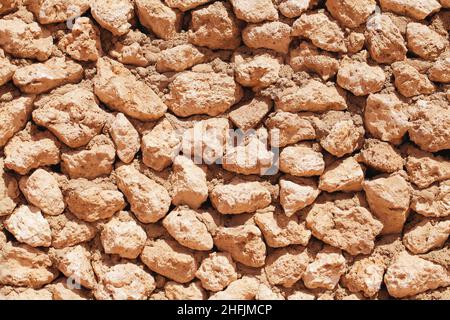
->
[406,23,447,61]
[403,218,450,254]
[319,157,364,193]
[279,0,314,18]
[165,0,211,11]
[165,281,206,300]
[279,176,320,216]
[229,97,271,131]
[392,61,435,98]
[135,0,181,40]
[195,252,237,292]
[411,180,450,217]
[0,286,53,300]
[406,147,450,189]
[242,21,292,54]
[27,0,90,24]
[109,113,139,164]
[428,52,450,83]
[233,52,281,89]
[326,0,376,28]
[230,0,278,23]
[209,277,259,300]
[156,44,206,73]
[357,139,404,173]
[343,257,385,297]
[337,60,385,96]
[0,158,19,217]
[91,0,133,36]
[0,49,16,86]
[380,0,441,20]
[279,144,325,177]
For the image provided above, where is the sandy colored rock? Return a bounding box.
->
[357,139,404,173]
[229,97,271,131]
[141,118,181,171]
[101,211,147,259]
[116,164,171,223]
[19,169,64,216]
[5,205,51,247]
[13,57,83,95]
[166,70,242,117]
[141,238,197,283]
[188,1,240,50]
[411,180,450,218]
[135,0,181,40]
[49,245,96,289]
[0,49,16,86]
[242,21,292,54]
[337,60,385,96]
[287,290,316,300]
[392,61,435,98]
[108,30,151,67]
[230,0,277,23]
[363,174,410,235]
[366,14,407,64]
[265,111,316,148]
[275,80,347,113]
[209,276,259,300]
[303,246,346,290]
[234,52,281,89]
[326,0,376,28]
[109,113,139,164]
[165,0,211,11]
[61,135,116,180]
[265,246,310,288]
[408,99,450,152]
[319,157,364,193]
[384,251,450,298]
[292,12,346,53]
[343,257,385,297]
[162,206,213,251]
[49,279,91,300]
[164,281,206,300]
[214,224,266,267]
[47,211,96,249]
[0,158,19,217]
[279,0,314,18]
[59,17,102,62]
[27,0,90,24]
[210,180,271,214]
[404,218,450,254]
[0,242,57,288]
[0,286,53,300]
[406,23,447,61]
[279,144,325,177]
[195,252,237,292]
[0,0,18,15]
[64,178,125,222]
[91,0,133,36]
[406,147,450,189]
[156,44,206,73]
[364,93,409,145]
[279,176,320,216]
[380,0,441,20]
[170,155,208,209]
[428,53,450,83]
[306,194,383,255]
[33,84,105,149]
[4,124,60,175]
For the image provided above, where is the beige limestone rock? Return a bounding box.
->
[165,281,206,300]
[428,53,450,83]
[195,252,237,292]
[292,12,346,53]
[343,257,385,297]
[94,57,167,121]
[364,93,410,144]
[265,246,310,287]
[64,178,125,222]
[230,0,277,23]
[0,158,20,217]
[380,0,441,20]
[61,135,116,180]
[49,280,91,300]
[366,14,407,64]
[384,251,450,298]
[279,176,320,216]
[209,276,259,300]
[27,0,90,24]
[0,242,57,288]
[279,0,314,18]
[303,246,346,290]
[91,0,133,36]
[0,286,53,300]
[166,71,242,117]
[156,44,206,73]
[33,84,105,149]
[337,60,385,96]
[165,0,211,11]
[142,118,181,171]
[411,180,450,217]
[59,17,102,62]
[403,218,450,254]
[0,49,16,86]
[116,164,171,223]
[357,139,404,173]
[5,205,51,247]
[406,23,447,61]
[170,155,208,209]
[4,124,60,175]
[265,111,316,148]
[406,147,450,189]
[109,113,139,164]
[229,97,271,131]
[19,169,64,216]
[135,0,181,40]
[13,57,83,95]
[279,144,325,177]
[210,180,271,214]
[363,174,411,235]
[242,21,292,54]
[234,52,281,89]
[319,157,364,193]
[392,61,435,97]
[108,30,151,67]
[214,225,266,267]
[275,80,347,112]
[162,206,213,251]
[326,0,376,28]
[141,239,197,283]
[188,1,240,50]
[94,263,155,300]
[101,211,147,259]
[47,211,96,248]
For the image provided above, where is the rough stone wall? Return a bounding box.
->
[0,0,449,300]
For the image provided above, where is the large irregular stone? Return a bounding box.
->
[164,281,206,300]
[343,256,386,297]
[94,57,167,121]
[279,143,325,177]
[406,23,447,61]
[229,0,278,23]
[165,71,242,117]
[233,52,281,89]
[279,0,314,18]
[411,180,450,218]
[135,0,181,40]
[403,218,450,254]
[165,0,211,11]
[162,206,213,251]
[0,49,17,86]
[326,0,376,28]
[210,180,271,214]
[109,113,140,164]
[337,60,385,96]
[319,157,364,193]
[242,21,292,54]
[0,286,53,300]
[428,52,450,83]
[214,225,266,267]
[380,0,441,20]
[195,252,237,292]
[33,84,105,149]
[0,158,19,217]
[27,0,90,24]
[91,0,133,36]
[209,276,259,300]
[356,139,404,173]
[279,176,320,216]
[116,164,171,223]
[156,44,206,73]
[19,169,64,216]
[406,147,450,189]
[392,61,435,97]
